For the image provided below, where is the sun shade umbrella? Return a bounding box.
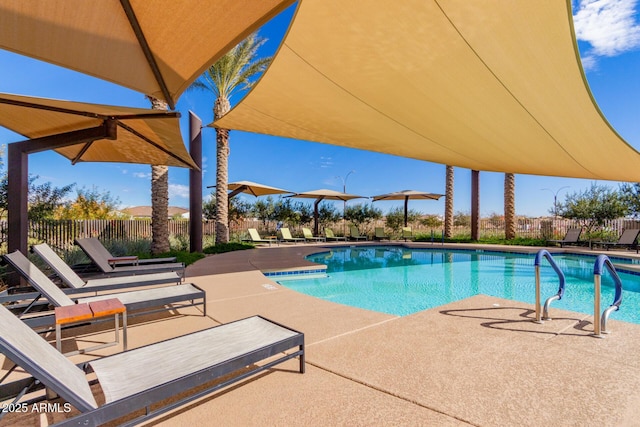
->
[0,92,198,255]
[287,189,366,235]
[215,1,640,182]
[207,181,293,198]
[372,190,444,226]
[0,0,294,109]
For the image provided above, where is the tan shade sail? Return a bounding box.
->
[216,0,640,182]
[207,180,292,197]
[372,190,445,202]
[288,189,366,202]
[0,0,293,109]
[0,93,197,168]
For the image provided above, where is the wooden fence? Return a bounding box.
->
[1,217,639,254]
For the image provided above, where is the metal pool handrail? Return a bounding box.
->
[593,254,623,337]
[534,250,566,323]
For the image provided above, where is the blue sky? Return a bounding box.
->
[1,0,639,217]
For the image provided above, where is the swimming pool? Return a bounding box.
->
[277,246,640,324]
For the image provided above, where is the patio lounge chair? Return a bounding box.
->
[0,303,304,427]
[374,227,389,241]
[278,227,304,244]
[2,251,205,329]
[31,243,182,294]
[75,237,177,266]
[600,229,640,253]
[324,228,347,241]
[350,225,367,241]
[74,238,185,278]
[402,226,413,241]
[547,228,582,247]
[242,228,278,246]
[303,227,326,242]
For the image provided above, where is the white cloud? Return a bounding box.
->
[132,172,151,179]
[574,0,640,59]
[319,156,333,169]
[169,183,190,199]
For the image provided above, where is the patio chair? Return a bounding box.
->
[600,229,640,253]
[75,237,177,266]
[303,227,326,242]
[2,251,205,329]
[278,227,305,244]
[402,226,414,241]
[350,225,367,241]
[242,228,278,246]
[374,227,390,241]
[547,228,582,247]
[0,303,304,427]
[31,243,182,294]
[74,238,185,278]
[324,228,347,241]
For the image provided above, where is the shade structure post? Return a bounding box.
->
[471,170,480,241]
[7,143,28,257]
[404,197,409,227]
[313,198,323,235]
[189,111,203,253]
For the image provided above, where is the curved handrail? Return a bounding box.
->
[534,250,566,322]
[593,254,623,336]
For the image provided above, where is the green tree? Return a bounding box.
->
[54,186,121,220]
[453,211,471,227]
[345,203,382,232]
[251,196,277,230]
[191,34,271,244]
[557,183,627,235]
[620,182,640,217]
[420,214,443,229]
[203,194,251,226]
[0,172,74,220]
[317,202,341,229]
[385,207,420,233]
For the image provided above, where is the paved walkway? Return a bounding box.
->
[4,242,640,426]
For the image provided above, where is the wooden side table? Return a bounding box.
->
[54,298,127,355]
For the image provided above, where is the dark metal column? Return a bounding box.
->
[471,170,480,241]
[7,144,29,256]
[189,111,203,253]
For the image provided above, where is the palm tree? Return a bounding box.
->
[147,96,170,254]
[444,165,454,238]
[504,173,516,240]
[191,34,271,244]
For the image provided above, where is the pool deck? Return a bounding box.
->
[5,242,640,426]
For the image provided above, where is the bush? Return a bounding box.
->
[203,242,255,254]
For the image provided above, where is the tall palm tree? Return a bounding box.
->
[147,96,170,254]
[444,165,454,238]
[504,172,516,240]
[191,34,271,244]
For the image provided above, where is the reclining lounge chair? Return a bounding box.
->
[324,228,347,241]
[2,251,205,329]
[600,229,640,253]
[74,238,185,278]
[32,243,182,294]
[374,227,390,241]
[278,227,304,244]
[547,228,582,248]
[350,225,367,241]
[242,228,278,246]
[75,237,177,266]
[0,303,304,427]
[303,227,326,242]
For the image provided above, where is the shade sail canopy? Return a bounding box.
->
[0,0,293,109]
[372,190,444,226]
[208,180,293,197]
[216,0,640,182]
[288,189,366,202]
[0,93,198,168]
[372,190,445,202]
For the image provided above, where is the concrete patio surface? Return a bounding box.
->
[3,242,640,426]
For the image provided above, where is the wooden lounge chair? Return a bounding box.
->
[547,228,582,247]
[350,225,367,241]
[324,228,347,241]
[303,227,326,242]
[374,227,389,241]
[600,229,640,253]
[0,304,304,427]
[32,243,182,293]
[74,238,185,278]
[402,226,414,241]
[75,237,177,266]
[278,227,304,244]
[242,228,278,246]
[2,251,206,329]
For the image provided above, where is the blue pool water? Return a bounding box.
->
[277,246,640,324]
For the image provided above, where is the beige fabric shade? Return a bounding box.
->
[288,189,366,202]
[372,190,445,202]
[0,0,293,109]
[0,93,198,168]
[208,180,292,197]
[216,0,640,182]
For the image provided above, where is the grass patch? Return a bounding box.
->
[414,235,548,246]
[151,250,205,266]
[203,242,255,254]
